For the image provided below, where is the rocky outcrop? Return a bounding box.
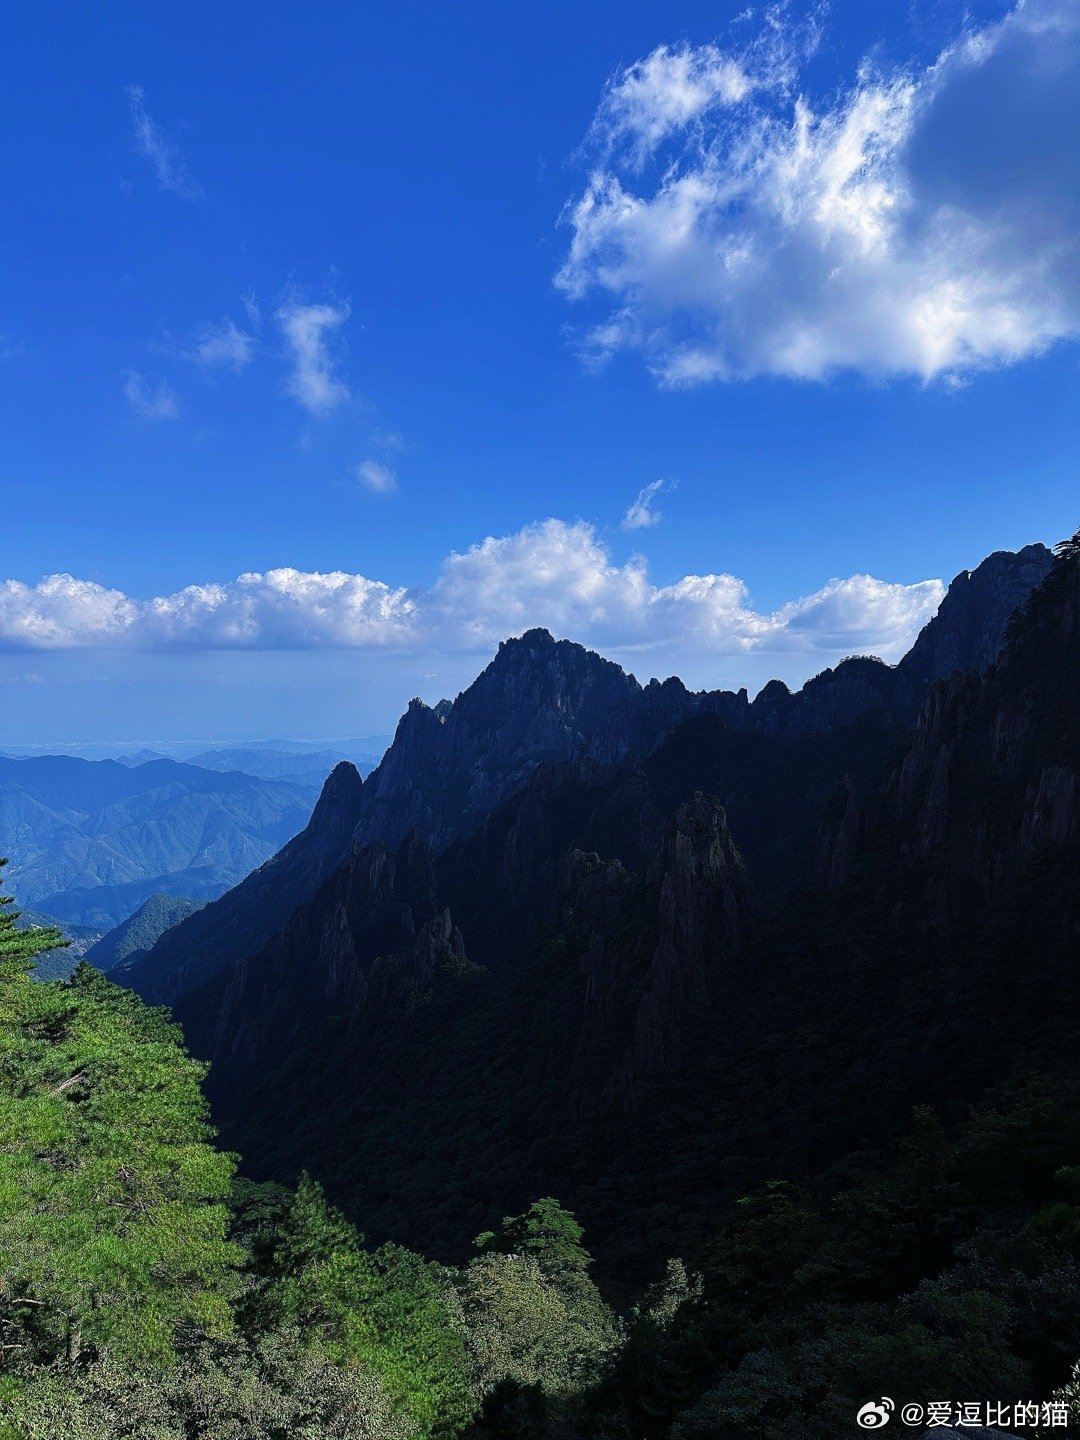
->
[635,794,750,1069]
[123,761,364,1004]
[180,827,468,1107]
[124,543,1050,1009]
[351,545,1052,861]
[353,629,641,852]
[897,542,1052,691]
[818,537,1079,926]
[562,792,752,1109]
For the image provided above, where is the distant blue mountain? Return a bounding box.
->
[185,746,361,782]
[0,755,320,930]
[15,908,103,981]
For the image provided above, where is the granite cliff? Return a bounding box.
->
[124,542,1050,1009]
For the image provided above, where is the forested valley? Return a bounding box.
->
[2,534,1078,1439]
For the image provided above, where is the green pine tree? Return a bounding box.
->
[0,878,240,1369]
[244,1173,475,1439]
[0,858,65,971]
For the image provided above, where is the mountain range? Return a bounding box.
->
[114,535,1080,1291]
[112,738,392,782]
[123,542,1050,1005]
[0,755,320,930]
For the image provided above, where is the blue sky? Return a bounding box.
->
[2,0,1077,742]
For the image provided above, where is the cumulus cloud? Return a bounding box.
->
[557,0,1080,383]
[0,570,415,651]
[622,478,674,530]
[768,573,945,653]
[355,459,397,494]
[433,520,653,648]
[277,300,351,414]
[192,319,255,371]
[126,86,201,200]
[0,520,943,667]
[123,371,180,421]
[0,575,138,649]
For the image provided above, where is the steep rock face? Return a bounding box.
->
[177,748,754,1182]
[353,629,642,852]
[588,677,750,763]
[124,543,1049,1010]
[565,792,752,1110]
[353,546,1052,857]
[897,543,1053,691]
[182,828,466,1110]
[750,659,896,738]
[819,538,1079,925]
[122,762,364,1004]
[437,756,665,970]
[750,544,1053,738]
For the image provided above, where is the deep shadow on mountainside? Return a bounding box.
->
[112,538,1080,1299]
[124,541,1050,1005]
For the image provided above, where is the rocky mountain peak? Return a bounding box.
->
[120,756,365,1005]
[818,534,1078,920]
[898,541,1052,689]
[352,627,643,853]
[308,760,363,824]
[498,625,558,652]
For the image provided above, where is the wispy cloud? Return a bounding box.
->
[558,0,1080,384]
[368,428,405,452]
[126,85,201,200]
[622,478,674,530]
[192,318,255,371]
[0,518,943,665]
[355,459,397,494]
[276,299,351,414]
[123,371,180,421]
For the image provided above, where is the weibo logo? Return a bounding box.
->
[856,1398,895,1429]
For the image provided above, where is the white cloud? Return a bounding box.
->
[126,86,201,200]
[767,573,946,653]
[622,478,674,530]
[193,319,254,371]
[557,0,1080,383]
[368,428,405,451]
[123,371,180,421]
[276,300,350,414]
[0,570,415,651]
[433,520,653,648]
[0,575,139,649]
[0,519,943,668]
[355,459,397,494]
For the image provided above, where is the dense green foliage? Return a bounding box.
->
[1,536,1077,1435]
[240,1173,474,1438]
[0,870,238,1372]
[85,893,206,975]
[603,1078,1080,1437]
[0,871,620,1438]
[0,860,66,970]
[462,1201,620,1436]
